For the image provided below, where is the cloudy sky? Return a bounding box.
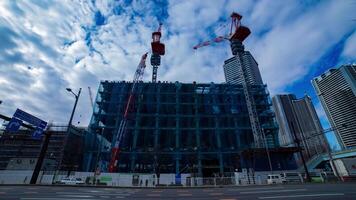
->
[0,0,355,146]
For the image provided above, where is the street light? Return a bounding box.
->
[66,88,82,129]
[289,122,311,182]
[262,128,273,172]
[58,87,81,177]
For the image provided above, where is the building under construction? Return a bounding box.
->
[84,12,298,177]
[85,81,297,176]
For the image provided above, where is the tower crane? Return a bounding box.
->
[150,23,165,82]
[88,86,94,109]
[193,12,264,148]
[193,13,250,50]
[108,53,148,172]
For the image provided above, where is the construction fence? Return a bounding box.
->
[0,170,339,187]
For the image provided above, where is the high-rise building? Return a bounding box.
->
[84,81,297,177]
[312,64,356,149]
[223,47,263,85]
[272,94,326,164]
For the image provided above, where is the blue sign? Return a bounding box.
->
[5,118,22,132]
[9,108,47,139]
[175,173,181,185]
[13,109,46,128]
[31,127,44,140]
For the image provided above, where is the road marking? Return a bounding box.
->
[220,199,237,200]
[241,189,307,194]
[177,190,190,192]
[151,190,163,192]
[56,192,131,196]
[0,192,6,194]
[209,193,224,196]
[178,193,193,196]
[258,193,345,199]
[229,186,285,191]
[147,193,161,197]
[21,198,94,200]
[24,191,38,194]
[60,195,94,198]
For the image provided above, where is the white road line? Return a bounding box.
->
[228,186,285,191]
[56,192,131,196]
[24,191,38,194]
[258,193,345,199]
[21,198,94,200]
[241,189,307,194]
[60,195,94,198]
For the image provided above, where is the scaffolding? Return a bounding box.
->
[85,81,297,177]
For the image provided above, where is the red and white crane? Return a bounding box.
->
[193,12,250,50]
[108,53,148,172]
[193,12,263,148]
[150,23,165,82]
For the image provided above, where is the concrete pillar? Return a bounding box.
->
[175,83,180,174]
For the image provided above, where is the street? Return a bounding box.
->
[0,183,355,200]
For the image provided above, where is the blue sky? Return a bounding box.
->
[0,0,355,149]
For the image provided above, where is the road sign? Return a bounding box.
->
[9,108,47,139]
[5,117,22,132]
[32,127,44,140]
[13,109,47,128]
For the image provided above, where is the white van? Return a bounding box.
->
[267,174,284,184]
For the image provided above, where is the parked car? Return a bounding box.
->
[267,174,284,184]
[58,177,84,185]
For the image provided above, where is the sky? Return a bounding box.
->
[0,0,355,149]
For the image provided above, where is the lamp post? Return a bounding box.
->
[289,122,311,182]
[262,128,273,172]
[93,128,104,185]
[54,88,81,179]
[66,88,82,129]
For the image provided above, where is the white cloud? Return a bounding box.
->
[0,0,355,126]
[340,30,356,63]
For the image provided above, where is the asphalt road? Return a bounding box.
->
[0,183,356,200]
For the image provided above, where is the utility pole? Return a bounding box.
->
[53,87,82,181]
[64,88,81,175]
[30,130,52,184]
[290,122,311,182]
[93,128,104,185]
[262,128,273,172]
[66,88,82,128]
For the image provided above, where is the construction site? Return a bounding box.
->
[84,12,298,178]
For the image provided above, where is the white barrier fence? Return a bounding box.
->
[0,170,334,187]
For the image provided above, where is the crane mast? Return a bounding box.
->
[88,86,94,109]
[108,53,148,172]
[150,23,165,82]
[193,12,264,148]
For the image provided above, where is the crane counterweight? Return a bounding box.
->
[151,23,165,82]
